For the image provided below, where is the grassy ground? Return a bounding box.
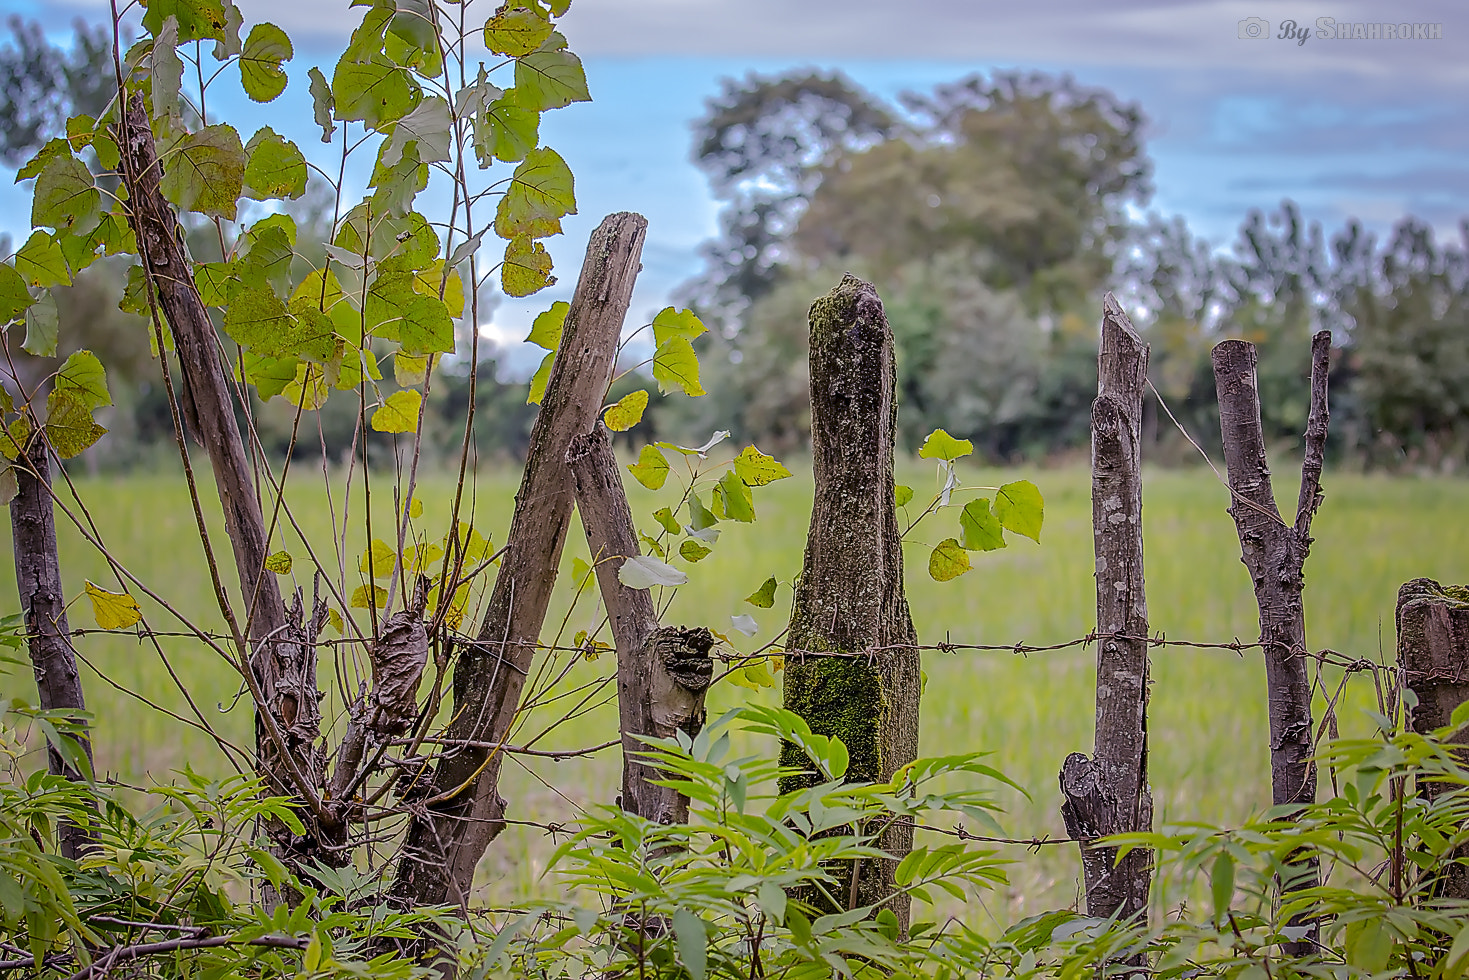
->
[4,459,1469,921]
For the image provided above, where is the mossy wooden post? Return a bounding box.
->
[1060,293,1152,924]
[782,274,920,926]
[1397,579,1469,899]
[1212,330,1331,955]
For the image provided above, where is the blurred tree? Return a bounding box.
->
[0,17,113,166]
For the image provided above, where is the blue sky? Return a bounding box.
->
[4,0,1465,374]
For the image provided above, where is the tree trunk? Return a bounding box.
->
[390,213,647,910]
[567,423,712,825]
[782,274,920,927]
[10,437,93,860]
[1060,293,1152,923]
[1211,331,1331,953]
[1396,578,1469,899]
[116,93,324,888]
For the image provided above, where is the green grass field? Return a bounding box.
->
[4,459,1469,920]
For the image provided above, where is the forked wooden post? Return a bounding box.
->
[1212,330,1331,954]
[1397,579,1469,899]
[1060,293,1153,923]
[782,274,921,927]
[567,423,713,825]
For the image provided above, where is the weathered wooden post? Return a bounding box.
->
[391,212,648,909]
[1060,293,1153,923]
[567,423,714,825]
[1212,330,1331,953]
[10,435,94,860]
[1397,578,1469,898]
[782,274,921,926]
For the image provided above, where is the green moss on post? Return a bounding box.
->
[783,274,921,926]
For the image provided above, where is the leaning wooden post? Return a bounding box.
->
[1060,293,1153,922]
[10,435,94,860]
[567,423,713,825]
[1396,579,1469,898]
[782,274,921,926]
[1212,330,1331,953]
[390,212,647,910]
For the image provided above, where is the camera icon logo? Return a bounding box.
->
[1238,16,1270,38]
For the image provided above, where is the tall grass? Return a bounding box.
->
[4,461,1468,917]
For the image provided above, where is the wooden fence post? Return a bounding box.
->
[1397,578,1469,898]
[1211,330,1331,953]
[782,274,921,927]
[10,436,94,860]
[567,423,713,825]
[1060,293,1153,922]
[390,212,647,910]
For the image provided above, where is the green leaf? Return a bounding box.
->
[383,96,452,166]
[23,293,58,357]
[245,353,299,400]
[371,389,422,432]
[672,908,707,980]
[32,153,100,235]
[687,493,718,531]
[1444,922,1469,980]
[141,0,227,43]
[895,484,914,508]
[85,581,142,630]
[308,66,336,142]
[495,147,576,240]
[16,138,69,181]
[732,445,791,486]
[525,351,553,406]
[918,427,973,462]
[502,234,555,297]
[959,498,1006,552]
[995,480,1044,543]
[222,286,292,356]
[1209,852,1234,924]
[282,362,328,410]
[744,576,778,608]
[239,22,292,102]
[603,389,647,431]
[243,127,307,200]
[928,538,971,582]
[652,336,704,396]
[45,391,106,458]
[679,539,711,563]
[159,124,247,220]
[1347,916,1393,973]
[514,35,590,111]
[716,470,755,522]
[526,300,568,350]
[53,351,111,411]
[0,466,16,506]
[652,306,706,346]
[627,444,668,490]
[0,265,30,324]
[484,2,553,56]
[396,295,455,355]
[474,89,539,164]
[1,415,33,460]
[264,551,292,574]
[332,53,417,130]
[151,17,183,120]
[652,507,680,535]
[14,231,70,288]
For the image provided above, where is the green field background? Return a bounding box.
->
[4,459,1468,921]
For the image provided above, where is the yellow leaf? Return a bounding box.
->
[327,607,344,634]
[85,580,141,630]
[627,444,669,490]
[359,539,397,578]
[264,550,292,574]
[350,583,387,609]
[371,389,422,433]
[928,538,971,582]
[409,496,423,519]
[603,389,649,432]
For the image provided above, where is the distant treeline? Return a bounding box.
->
[2,25,1464,470]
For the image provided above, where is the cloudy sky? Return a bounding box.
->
[5,0,1465,367]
